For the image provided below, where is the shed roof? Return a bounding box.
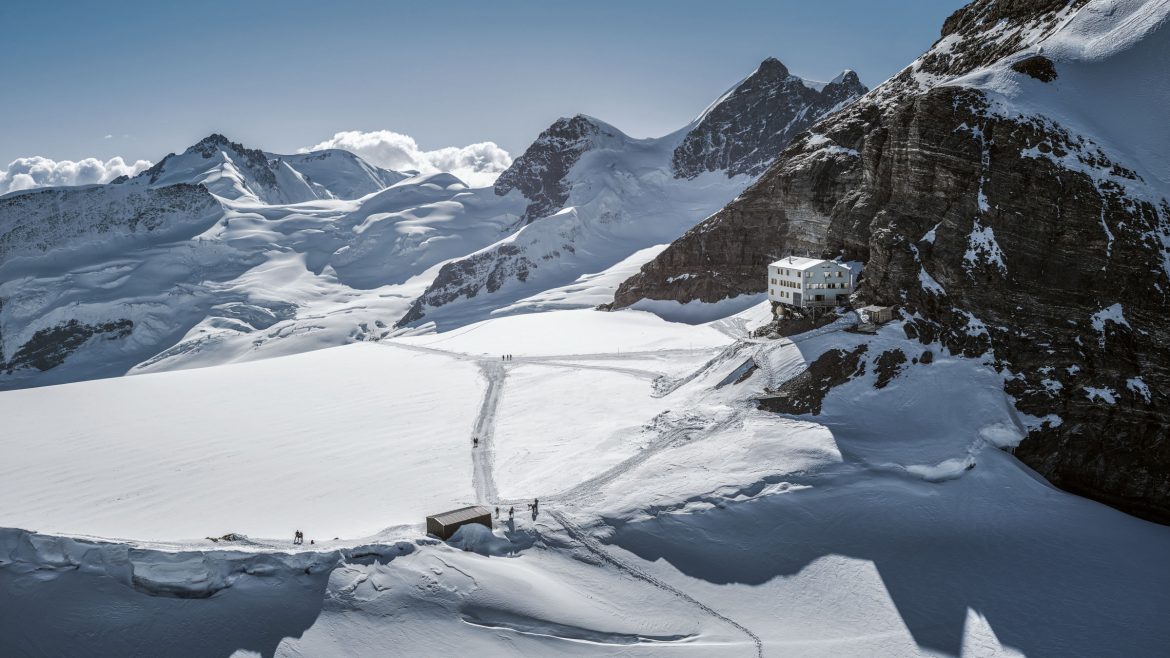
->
[428,505,491,526]
[769,256,844,271]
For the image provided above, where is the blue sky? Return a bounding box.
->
[1,0,966,165]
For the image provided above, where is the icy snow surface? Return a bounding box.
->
[2,304,1168,657]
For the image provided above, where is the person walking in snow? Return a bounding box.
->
[494,506,500,518]
[508,506,514,519]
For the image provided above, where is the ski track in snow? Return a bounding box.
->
[472,361,505,504]
[549,510,764,658]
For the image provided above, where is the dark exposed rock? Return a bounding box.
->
[5,319,134,373]
[612,0,1170,522]
[493,115,611,224]
[189,134,278,190]
[142,154,175,184]
[398,244,536,326]
[750,309,838,338]
[0,182,220,265]
[874,349,908,389]
[757,344,868,416]
[1011,55,1058,82]
[928,0,1087,79]
[671,58,867,179]
[920,349,934,365]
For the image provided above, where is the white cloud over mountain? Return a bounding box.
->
[301,130,512,187]
[0,156,152,195]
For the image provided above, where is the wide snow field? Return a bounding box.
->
[398,307,733,357]
[492,366,671,499]
[0,343,481,542]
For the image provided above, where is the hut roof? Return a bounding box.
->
[428,505,491,526]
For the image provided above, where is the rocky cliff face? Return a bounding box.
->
[493,115,614,224]
[612,0,1170,523]
[672,58,866,179]
[0,181,221,265]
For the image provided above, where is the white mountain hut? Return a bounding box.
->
[767,256,853,311]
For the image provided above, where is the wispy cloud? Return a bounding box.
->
[0,156,152,195]
[301,130,512,188]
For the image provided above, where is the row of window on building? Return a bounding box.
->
[774,270,847,279]
[769,277,848,289]
[770,278,802,288]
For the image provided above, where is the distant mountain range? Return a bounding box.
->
[0,56,865,388]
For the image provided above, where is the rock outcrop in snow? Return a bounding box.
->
[611,0,1170,522]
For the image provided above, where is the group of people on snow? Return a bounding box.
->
[495,499,539,521]
[501,354,514,361]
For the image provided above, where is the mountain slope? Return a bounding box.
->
[611,0,1170,522]
[397,58,868,329]
[0,137,522,389]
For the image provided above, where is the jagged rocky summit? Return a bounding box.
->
[672,57,866,180]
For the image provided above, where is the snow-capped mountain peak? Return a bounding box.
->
[137,134,406,204]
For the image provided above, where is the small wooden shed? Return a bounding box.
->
[859,305,895,325]
[426,505,492,540]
